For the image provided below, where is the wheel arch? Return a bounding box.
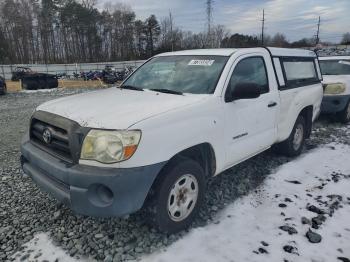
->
[159,142,216,180]
[143,142,216,207]
[298,105,313,138]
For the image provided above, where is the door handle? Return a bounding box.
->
[268,102,277,108]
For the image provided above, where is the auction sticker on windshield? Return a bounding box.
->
[188,60,215,66]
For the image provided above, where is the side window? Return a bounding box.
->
[227,57,269,97]
[281,58,319,88]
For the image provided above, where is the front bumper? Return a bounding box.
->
[321,94,350,114]
[21,139,165,217]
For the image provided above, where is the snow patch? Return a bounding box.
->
[21,88,58,93]
[141,144,350,262]
[12,233,81,262]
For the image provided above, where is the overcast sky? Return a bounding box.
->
[98,0,350,42]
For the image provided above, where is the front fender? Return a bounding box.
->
[119,99,226,171]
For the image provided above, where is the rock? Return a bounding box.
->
[285,180,302,184]
[306,229,322,243]
[211,206,218,211]
[279,225,298,235]
[307,205,325,215]
[279,203,287,208]
[338,257,350,262]
[283,245,295,253]
[327,195,342,201]
[258,247,268,254]
[53,210,61,220]
[312,214,326,229]
[284,198,293,203]
[261,241,269,247]
[20,254,30,261]
[104,255,113,262]
[95,234,104,239]
[301,217,311,225]
[135,247,143,253]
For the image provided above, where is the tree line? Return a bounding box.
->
[0,0,349,64]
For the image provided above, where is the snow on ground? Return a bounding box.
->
[12,143,350,262]
[141,143,350,262]
[21,88,58,93]
[12,233,81,262]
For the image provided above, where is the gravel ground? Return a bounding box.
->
[0,88,349,262]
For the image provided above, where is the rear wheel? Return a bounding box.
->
[276,116,306,157]
[146,157,206,234]
[337,100,350,124]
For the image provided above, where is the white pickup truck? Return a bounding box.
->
[319,56,350,123]
[21,47,323,233]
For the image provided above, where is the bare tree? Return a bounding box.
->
[342,33,350,45]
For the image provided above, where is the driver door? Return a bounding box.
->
[223,54,279,168]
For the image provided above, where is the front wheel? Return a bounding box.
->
[146,157,206,234]
[337,100,350,124]
[275,116,306,157]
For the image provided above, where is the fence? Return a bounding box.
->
[0,60,146,80]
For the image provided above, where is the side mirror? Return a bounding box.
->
[225,82,261,102]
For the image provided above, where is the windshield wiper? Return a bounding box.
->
[120,85,144,91]
[149,88,183,95]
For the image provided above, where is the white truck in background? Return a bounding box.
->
[21,47,323,233]
[319,56,350,123]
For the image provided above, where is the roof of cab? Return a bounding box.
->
[155,48,237,57]
[155,47,317,58]
[267,47,316,58]
[319,56,350,60]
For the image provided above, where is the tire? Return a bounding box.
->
[0,84,5,95]
[276,116,306,157]
[146,157,206,234]
[337,100,350,124]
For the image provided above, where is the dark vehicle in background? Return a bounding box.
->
[10,66,58,90]
[21,73,58,90]
[0,76,6,95]
[102,65,135,84]
[11,67,33,81]
[11,66,59,90]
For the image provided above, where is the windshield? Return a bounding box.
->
[122,55,229,94]
[320,60,350,75]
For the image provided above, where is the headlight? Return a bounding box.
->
[80,130,141,163]
[324,83,346,95]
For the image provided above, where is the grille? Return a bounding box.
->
[30,118,72,162]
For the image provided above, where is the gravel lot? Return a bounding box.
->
[0,88,349,262]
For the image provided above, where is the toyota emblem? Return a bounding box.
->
[42,129,52,144]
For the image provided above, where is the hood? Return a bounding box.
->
[322,75,350,94]
[37,88,208,129]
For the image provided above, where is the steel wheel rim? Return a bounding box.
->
[167,174,199,222]
[293,123,304,151]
